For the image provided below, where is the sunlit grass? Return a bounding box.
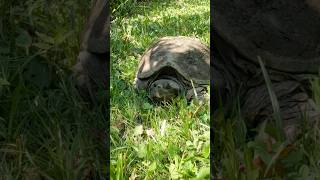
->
[110,0,210,179]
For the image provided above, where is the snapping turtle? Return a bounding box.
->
[213,0,320,142]
[73,0,109,102]
[135,36,210,102]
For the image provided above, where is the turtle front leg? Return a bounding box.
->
[279,93,320,143]
[242,80,320,143]
[186,86,208,102]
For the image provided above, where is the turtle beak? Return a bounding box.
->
[154,91,161,98]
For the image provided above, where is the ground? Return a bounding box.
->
[110,0,210,179]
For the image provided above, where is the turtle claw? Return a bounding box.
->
[283,125,300,144]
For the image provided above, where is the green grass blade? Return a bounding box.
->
[258,56,285,142]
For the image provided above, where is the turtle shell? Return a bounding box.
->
[214,0,320,73]
[136,36,210,86]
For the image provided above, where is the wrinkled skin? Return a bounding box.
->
[213,0,320,143]
[73,0,109,102]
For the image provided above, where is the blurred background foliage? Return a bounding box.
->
[0,0,108,178]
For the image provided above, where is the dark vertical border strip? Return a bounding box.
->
[210,0,214,179]
[106,0,111,179]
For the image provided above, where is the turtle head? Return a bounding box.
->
[148,78,183,102]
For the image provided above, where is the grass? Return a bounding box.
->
[110,0,210,179]
[6,0,317,179]
[0,0,107,178]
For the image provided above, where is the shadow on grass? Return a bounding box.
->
[0,0,108,178]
